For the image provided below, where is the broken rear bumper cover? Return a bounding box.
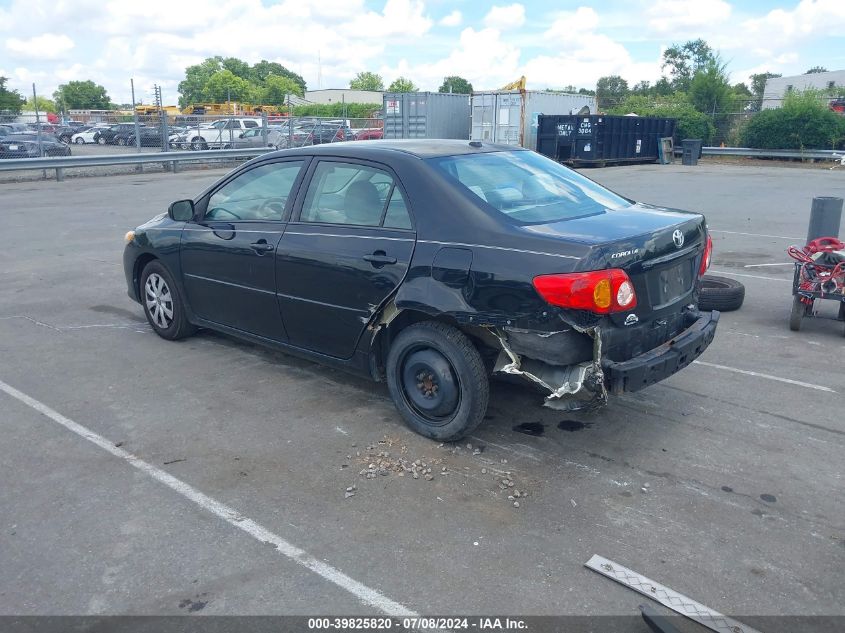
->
[602,309,719,394]
[492,309,719,410]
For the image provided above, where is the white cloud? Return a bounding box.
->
[483,4,526,30]
[743,0,845,42]
[439,10,462,27]
[5,33,74,60]
[646,0,732,34]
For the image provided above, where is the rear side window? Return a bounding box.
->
[299,161,412,229]
[429,150,631,224]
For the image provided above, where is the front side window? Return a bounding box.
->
[429,150,631,224]
[205,161,304,222]
[299,161,412,228]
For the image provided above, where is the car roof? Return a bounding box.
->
[279,139,524,159]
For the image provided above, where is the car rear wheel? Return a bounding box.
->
[699,275,745,311]
[140,261,196,340]
[386,321,489,441]
[190,138,207,151]
[117,137,127,146]
[97,136,106,145]
[74,137,84,144]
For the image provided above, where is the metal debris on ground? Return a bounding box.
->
[584,555,762,633]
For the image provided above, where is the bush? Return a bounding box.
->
[607,93,716,143]
[739,90,845,149]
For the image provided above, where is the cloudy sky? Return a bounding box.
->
[1,0,844,105]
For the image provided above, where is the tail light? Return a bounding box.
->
[699,234,713,276]
[533,269,637,314]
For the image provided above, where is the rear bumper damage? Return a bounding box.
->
[492,309,719,410]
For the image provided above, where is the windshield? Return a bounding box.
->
[429,150,632,224]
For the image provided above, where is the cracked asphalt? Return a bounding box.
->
[0,162,843,630]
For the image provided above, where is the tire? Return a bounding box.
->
[97,136,106,145]
[699,275,745,311]
[74,137,84,144]
[386,321,489,442]
[117,137,127,146]
[140,260,196,340]
[190,138,207,151]
[789,295,807,331]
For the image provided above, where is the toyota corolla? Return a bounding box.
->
[123,140,718,441]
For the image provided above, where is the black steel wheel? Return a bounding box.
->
[386,321,489,441]
[140,260,196,340]
[699,275,745,311]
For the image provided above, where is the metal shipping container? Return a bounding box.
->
[382,92,470,140]
[536,115,676,166]
[470,91,596,150]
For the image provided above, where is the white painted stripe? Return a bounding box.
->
[692,360,835,393]
[708,269,791,282]
[709,230,802,241]
[743,262,794,268]
[0,379,416,617]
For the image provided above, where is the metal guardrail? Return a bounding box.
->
[0,147,273,181]
[676,146,844,160]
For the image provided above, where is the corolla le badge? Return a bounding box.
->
[672,229,685,248]
[624,314,639,326]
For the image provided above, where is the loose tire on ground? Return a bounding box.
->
[386,321,489,442]
[699,275,745,311]
[140,260,196,340]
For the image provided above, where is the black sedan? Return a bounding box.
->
[0,133,72,159]
[123,140,717,440]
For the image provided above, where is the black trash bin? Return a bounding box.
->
[682,139,702,166]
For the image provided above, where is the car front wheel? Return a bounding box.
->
[386,321,489,441]
[140,261,196,340]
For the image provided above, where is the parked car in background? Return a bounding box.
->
[354,128,384,141]
[98,123,139,145]
[179,118,262,150]
[70,125,110,144]
[114,126,162,147]
[0,133,72,158]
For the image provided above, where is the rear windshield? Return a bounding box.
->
[429,150,631,224]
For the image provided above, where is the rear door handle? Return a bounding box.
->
[250,239,275,254]
[363,252,397,266]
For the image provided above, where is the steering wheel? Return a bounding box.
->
[258,197,286,218]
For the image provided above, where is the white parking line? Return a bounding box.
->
[692,361,835,393]
[708,269,791,282]
[743,263,794,268]
[0,379,416,617]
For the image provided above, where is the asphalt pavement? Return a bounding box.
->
[0,162,842,628]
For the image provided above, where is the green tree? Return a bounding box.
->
[805,66,828,74]
[350,72,385,91]
[688,59,732,114]
[204,70,255,103]
[438,75,473,94]
[388,76,418,92]
[662,39,716,90]
[26,96,56,112]
[250,60,306,93]
[53,80,111,110]
[262,75,303,105]
[596,75,629,108]
[0,78,26,114]
[740,89,845,150]
[578,88,596,96]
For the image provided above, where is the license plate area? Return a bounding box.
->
[650,259,694,308]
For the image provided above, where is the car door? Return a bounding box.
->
[275,159,415,359]
[179,159,308,341]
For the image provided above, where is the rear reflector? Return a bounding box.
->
[533,269,637,314]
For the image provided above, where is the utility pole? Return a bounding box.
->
[131,78,141,153]
[32,83,43,158]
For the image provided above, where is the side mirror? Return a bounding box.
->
[168,199,194,222]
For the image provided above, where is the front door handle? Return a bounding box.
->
[250,239,275,254]
[362,251,397,266]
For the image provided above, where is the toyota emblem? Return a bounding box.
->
[672,229,685,248]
